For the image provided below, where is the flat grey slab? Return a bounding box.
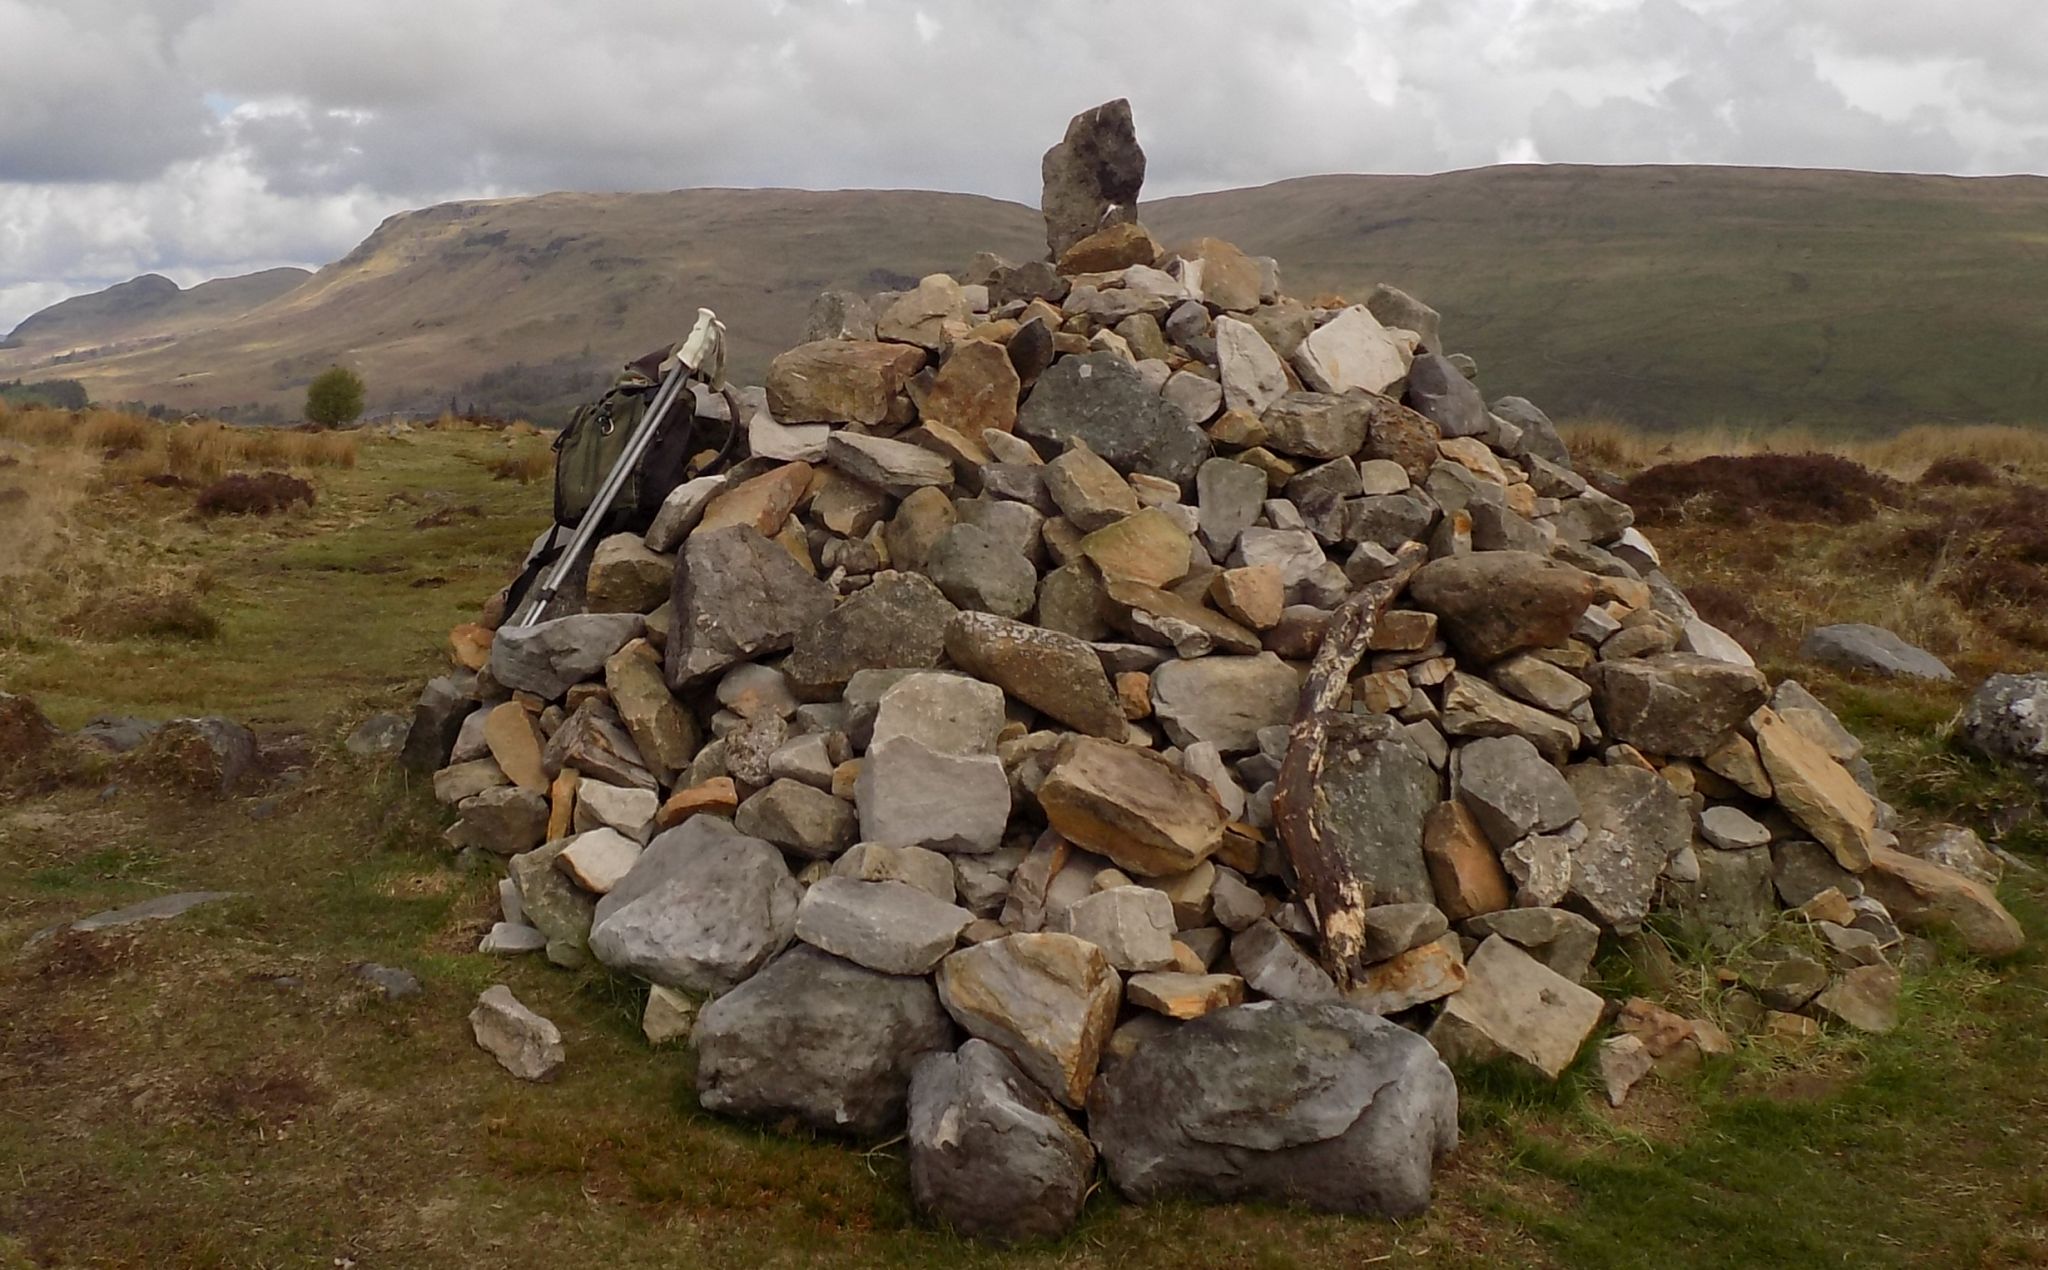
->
[27,891,237,949]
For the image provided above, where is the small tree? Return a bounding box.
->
[305,365,366,427]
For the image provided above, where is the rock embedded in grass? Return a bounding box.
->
[907,1039,1097,1244]
[1088,1000,1458,1218]
[470,985,564,1081]
[1955,672,2048,798]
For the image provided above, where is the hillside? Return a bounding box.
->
[1,267,310,362]
[0,190,1046,423]
[8,166,2048,428]
[1147,166,2048,432]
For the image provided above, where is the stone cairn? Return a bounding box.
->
[405,100,2024,1242]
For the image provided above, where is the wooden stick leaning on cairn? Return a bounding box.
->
[1273,540,1430,991]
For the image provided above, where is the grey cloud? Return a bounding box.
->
[0,0,214,181]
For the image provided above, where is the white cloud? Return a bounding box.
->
[5,0,2048,332]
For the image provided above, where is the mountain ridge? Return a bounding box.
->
[8,165,2047,429]
[3,267,312,357]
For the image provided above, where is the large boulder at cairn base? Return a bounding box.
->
[908,1039,1096,1244]
[693,945,955,1138]
[1956,673,2048,798]
[1041,98,1145,259]
[1087,1000,1458,1218]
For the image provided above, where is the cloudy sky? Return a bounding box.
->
[4,0,2046,332]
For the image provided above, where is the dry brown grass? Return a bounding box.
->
[1657,485,2029,674]
[0,408,350,648]
[63,579,222,642]
[1625,452,1905,527]
[1557,418,2048,667]
[485,450,550,483]
[0,408,358,486]
[0,439,96,585]
[1562,419,2048,482]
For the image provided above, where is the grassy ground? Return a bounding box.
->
[4,417,2048,1267]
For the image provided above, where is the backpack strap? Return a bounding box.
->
[501,524,566,620]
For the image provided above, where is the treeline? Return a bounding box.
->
[0,378,88,409]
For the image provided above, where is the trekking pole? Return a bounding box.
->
[505,308,729,631]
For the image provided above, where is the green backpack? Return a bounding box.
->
[551,367,664,530]
[550,351,740,532]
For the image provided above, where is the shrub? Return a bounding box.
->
[1888,484,2048,648]
[1918,457,2000,487]
[305,366,366,427]
[68,588,221,641]
[1624,453,1904,526]
[194,471,316,517]
[487,452,551,483]
[83,412,154,456]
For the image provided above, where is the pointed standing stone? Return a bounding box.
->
[1041,99,1147,259]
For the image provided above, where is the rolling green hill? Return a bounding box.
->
[1148,166,2048,432]
[7,165,2047,430]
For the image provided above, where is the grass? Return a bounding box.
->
[4,423,2048,1266]
[0,404,359,485]
[0,413,543,725]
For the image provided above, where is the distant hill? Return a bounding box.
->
[2,267,309,361]
[0,190,1045,423]
[6,166,2047,430]
[1147,166,2048,432]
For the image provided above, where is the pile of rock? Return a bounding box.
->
[399,101,2024,1241]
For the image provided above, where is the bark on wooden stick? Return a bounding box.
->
[1273,542,1429,988]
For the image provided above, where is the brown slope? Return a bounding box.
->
[23,189,1044,420]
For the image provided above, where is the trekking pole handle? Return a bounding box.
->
[672,308,727,388]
